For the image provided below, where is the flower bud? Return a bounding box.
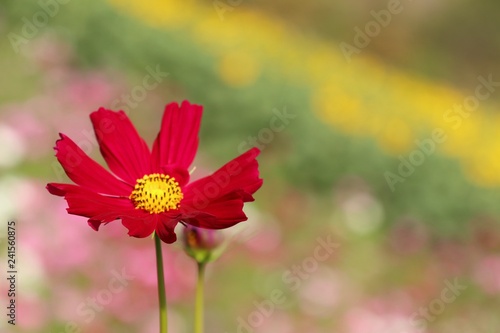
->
[182,225,225,264]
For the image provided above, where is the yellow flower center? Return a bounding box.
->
[130,173,183,214]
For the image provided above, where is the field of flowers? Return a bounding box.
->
[1,0,499,332]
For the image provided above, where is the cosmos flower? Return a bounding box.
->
[47,101,262,243]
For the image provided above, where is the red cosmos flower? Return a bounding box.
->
[47,101,263,243]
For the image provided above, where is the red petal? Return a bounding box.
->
[181,193,248,229]
[151,101,202,170]
[90,108,151,184]
[53,133,132,196]
[47,183,143,231]
[183,147,263,209]
[155,214,180,243]
[122,215,156,238]
[178,148,262,229]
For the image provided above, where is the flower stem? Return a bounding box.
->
[195,262,206,333]
[154,233,168,333]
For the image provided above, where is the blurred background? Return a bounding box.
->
[1,0,500,332]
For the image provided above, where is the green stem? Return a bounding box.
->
[195,262,206,333]
[154,233,168,333]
